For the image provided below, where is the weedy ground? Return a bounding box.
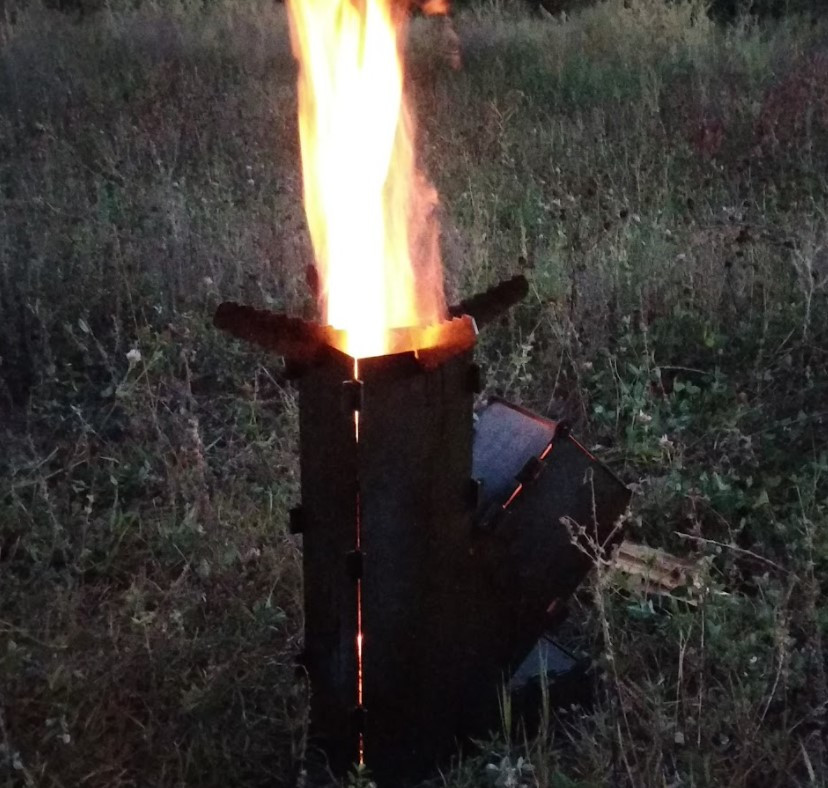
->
[1,0,826,786]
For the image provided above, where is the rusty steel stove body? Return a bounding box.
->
[214,279,630,783]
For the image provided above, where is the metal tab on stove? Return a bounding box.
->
[288,506,305,535]
[341,379,363,413]
[345,550,363,581]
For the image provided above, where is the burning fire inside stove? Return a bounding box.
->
[287,0,446,360]
[213,0,631,783]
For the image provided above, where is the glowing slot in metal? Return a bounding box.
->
[352,358,365,764]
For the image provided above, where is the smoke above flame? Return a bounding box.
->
[286,0,446,359]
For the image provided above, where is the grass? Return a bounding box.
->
[1,0,827,785]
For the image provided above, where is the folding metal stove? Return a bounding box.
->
[214,277,630,784]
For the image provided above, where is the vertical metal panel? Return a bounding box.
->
[298,349,360,772]
[357,349,489,781]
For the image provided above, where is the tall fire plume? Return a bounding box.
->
[286,0,446,359]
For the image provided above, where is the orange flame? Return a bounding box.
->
[287,0,445,359]
[420,0,451,15]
